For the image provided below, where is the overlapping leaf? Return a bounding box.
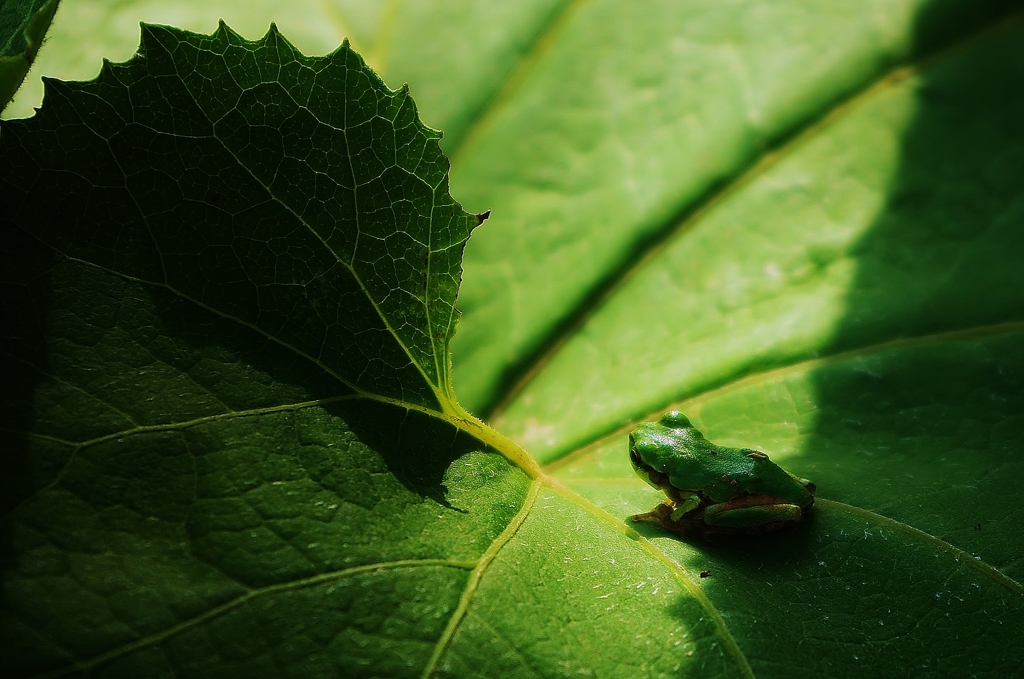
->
[5,21,483,411]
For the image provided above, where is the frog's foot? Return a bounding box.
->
[631,495,701,525]
[630,500,675,524]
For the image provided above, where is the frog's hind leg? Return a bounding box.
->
[630,499,674,524]
[703,501,803,527]
[786,471,816,494]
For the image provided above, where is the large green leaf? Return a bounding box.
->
[5,1,1024,677]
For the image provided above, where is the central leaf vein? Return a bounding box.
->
[544,478,757,679]
[421,478,542,678]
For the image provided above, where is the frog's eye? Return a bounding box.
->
[660,411,692,428]
[629,447,643,469]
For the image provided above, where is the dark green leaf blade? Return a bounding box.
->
[0,0,59,111]
[2,398,530,676]
[4,21,479,413]
[0,23,523,677]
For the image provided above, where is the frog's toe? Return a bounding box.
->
[631,500,673,524]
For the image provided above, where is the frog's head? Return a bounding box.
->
[629,430,665,490]
[629,412,699,490]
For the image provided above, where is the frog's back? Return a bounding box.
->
[667,439,812,506]
[737,450,814,506]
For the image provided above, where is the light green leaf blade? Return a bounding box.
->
[498,13,1024,463]
[448,0,1019,414]
[0,0,59,111]
[520,5,1024,675]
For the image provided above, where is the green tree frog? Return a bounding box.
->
[629,411,815,539]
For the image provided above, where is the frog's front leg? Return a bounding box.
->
[631,493,701,524]
[703,495,804,528]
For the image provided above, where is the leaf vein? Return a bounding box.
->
[163,44,446,408]
[488,10,1024,422]
[421,478,542,678]
[818,498,1024,597]
[446,0,586,165]
[28,558,478,679]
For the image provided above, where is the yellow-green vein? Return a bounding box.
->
[445,0,586,166]
[421,478,542,678]
[544,320,1024,474]
[818,498,1024,597]
[29,558,478,679]
[543,476,756,679]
